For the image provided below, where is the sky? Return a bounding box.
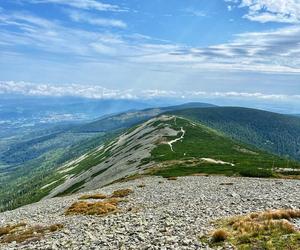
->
[0,0,300,111]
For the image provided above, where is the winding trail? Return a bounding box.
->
[168,127,185,152]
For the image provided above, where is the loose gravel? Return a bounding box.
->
[0,176,300,250]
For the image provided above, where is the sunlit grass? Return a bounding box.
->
[201,209,300,249]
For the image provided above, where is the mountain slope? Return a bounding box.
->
[47,116,180,197]
[0,102,215,212]
[2,104,300,212]
[45,115,300,198]
[167,107,300,160]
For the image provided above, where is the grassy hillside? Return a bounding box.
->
[167,107,300,161]
[0,131,118,212]
[142,117,300,178]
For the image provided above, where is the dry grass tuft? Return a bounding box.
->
[104,198,124,205]
[203,209,300,249]
[79,193,107,200]
[167,176,177,180]
[0,223,26,237]
[111,188,133,198]
[192,173,209,177]
[229,209,300,227]
[48,224,64,232]
[0,223,63,244]
[66,189,133,216]
[211,229,229,242]
[65,201,117,216]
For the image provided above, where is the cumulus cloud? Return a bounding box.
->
[225,0,300,23]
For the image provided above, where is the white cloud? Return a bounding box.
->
[0,81,136,99]
[22,0,125,12]
[0,11,127,56]
[67,10,127,28]
[225,0,300,23]
[1,81,300,103]
[1,9,300,75]
[134,25,300,74]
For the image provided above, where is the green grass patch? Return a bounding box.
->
[239,168,274,178]
[148,117,300,179]
[91,168,109,178]
[153,164,236,177]
[55,179,86,197]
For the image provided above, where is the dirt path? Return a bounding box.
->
[168,127,185,152]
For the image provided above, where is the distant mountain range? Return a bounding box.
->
[0,103,300,212]
[0,94,155,139]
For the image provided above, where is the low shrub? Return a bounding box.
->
[239,168,273,178]
[79,193,107,200]
[111,189,133,198]
[0,223,63,244]
[65,201,117,216]
[211,229,229,242]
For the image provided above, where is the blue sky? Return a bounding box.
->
[0,0,300,110]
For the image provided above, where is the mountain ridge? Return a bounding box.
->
[44,115,300,198]
[1,104,300,212]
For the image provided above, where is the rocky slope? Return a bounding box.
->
[0,175,299,249]
[46,115,180,197]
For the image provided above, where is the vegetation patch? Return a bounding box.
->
[201,209,300,249]
[211,229,229,243]
[152,163,236,178]
[166,176,178,180]
[91,167,109,178]
[220,182,234,186]
[55,179,86,197]
[66,188,134,216]
[79,193,107,200]
[65,200,118,216]
[239,168,274,178]
[0,222,63,244]
[147,117,300,180]
[111,188,133,198]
